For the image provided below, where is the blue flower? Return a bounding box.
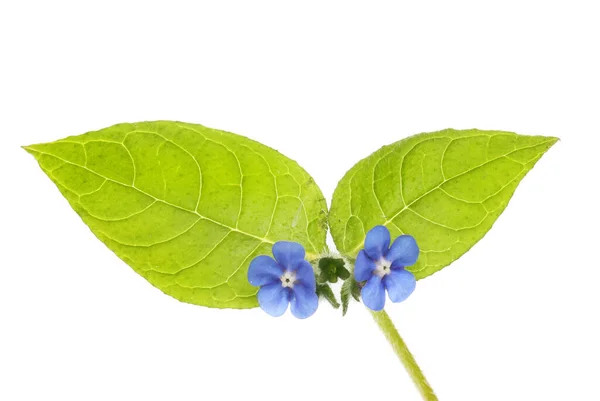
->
[355,226,419,311]
[247,241,318,319]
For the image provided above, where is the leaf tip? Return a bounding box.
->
[542,136,560,152]
[22,145,36,155]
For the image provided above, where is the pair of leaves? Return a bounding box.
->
[25,122,557,309]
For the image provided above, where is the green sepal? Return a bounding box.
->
[336,264,351,280]
[317,257,349,283]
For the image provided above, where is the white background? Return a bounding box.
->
[1,1,599,400]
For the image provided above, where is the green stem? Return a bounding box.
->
[370,309,438,401]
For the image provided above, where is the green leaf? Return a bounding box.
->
[25,121,328,309]
[341,281,351,316]
[340,277,360,316]
[316,283,340,309]
[329,129,557,279]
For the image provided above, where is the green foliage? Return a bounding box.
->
[26,123,558,315]
[329,129,557,279]
[24,121,328,309]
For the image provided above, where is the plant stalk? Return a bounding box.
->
[370,309,438,401]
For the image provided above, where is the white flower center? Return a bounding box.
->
[280,270,297,288]
[374,258,392,277]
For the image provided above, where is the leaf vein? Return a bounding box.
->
[28,148,275,246]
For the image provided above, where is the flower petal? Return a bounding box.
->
[361,275,386,311]
[386,235,419,267]
[290,283,319,319]
[354,250,376,282]
[294,260,316,291]
[272,241,306,270]
[383,269,416,303]
[247,255,284,287]
[364,225,391,260]
[257,283,291,317]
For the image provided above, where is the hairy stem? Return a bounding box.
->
[370,309,438,401]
